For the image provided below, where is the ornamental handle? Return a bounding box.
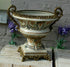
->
[54,7,63,20]
[7,5,19,29]
[49,7,63,31]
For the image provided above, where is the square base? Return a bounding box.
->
[18,45,51,61]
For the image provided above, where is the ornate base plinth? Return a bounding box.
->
[18,44,51,61]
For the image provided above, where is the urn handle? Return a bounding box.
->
[54,7,63,20]
[49,7,63,31]
[8,5,19,29]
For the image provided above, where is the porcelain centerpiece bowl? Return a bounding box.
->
[8,5,63,61]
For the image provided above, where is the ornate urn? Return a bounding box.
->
[8,5,63,61]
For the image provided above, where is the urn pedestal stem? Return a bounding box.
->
[27,38,44,50]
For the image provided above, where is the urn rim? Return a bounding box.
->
[11,10,58,21]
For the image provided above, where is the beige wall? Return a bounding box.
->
[0,0,11,10]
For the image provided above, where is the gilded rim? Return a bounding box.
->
[12,10,58,20]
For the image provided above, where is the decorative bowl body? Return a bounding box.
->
[8,5,63,38]
[14,10,57,38]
